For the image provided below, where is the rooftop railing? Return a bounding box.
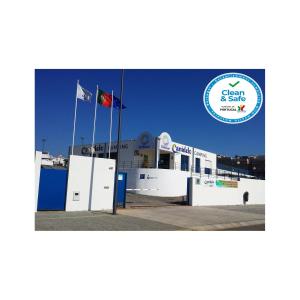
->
[117,160,260,180]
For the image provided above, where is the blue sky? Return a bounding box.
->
[35,69,265,157]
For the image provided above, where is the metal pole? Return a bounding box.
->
[71,80,79,155]
[91,85,99,157]
[191,147,194,177]
[108,90,114,158]
[154,137,160,169]
[112,69,125,215]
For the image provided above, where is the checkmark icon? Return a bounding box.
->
[229,81,240,88]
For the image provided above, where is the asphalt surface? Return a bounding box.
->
[125,193,187,207]
[35,211,183,231]
[119,204,265,231]
[36,204,265,231]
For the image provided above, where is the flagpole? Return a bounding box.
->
[108,90,114,159]
[71,80,79,155]
[112,70,125,215]
[91,85,99,157]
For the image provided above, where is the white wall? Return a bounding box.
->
[90,158,116,210]
[35,151,42,211]
[65,155,115,211]
[189,177,265,206]
[125,168,190,197]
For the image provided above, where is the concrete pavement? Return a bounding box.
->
[35,204,264,231]
[118,205,265,231]
[35,211,183,231]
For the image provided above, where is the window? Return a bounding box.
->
[110,152,118,160]
[158,153,170,169]
[181,155,189,171]
[195,158,201,173]
[204,168,212,175]
[205,160,212,175]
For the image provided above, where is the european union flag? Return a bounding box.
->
[113,95,126,109]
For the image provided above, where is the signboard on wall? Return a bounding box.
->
[172,143,192,155]
[201,178,215,187]
[81,143,129,155]
[216,180,238,188]
[159,132,172,151]
[137,131,155,149]
[194,150,208,158]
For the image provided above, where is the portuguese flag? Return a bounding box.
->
[97,89,126,109]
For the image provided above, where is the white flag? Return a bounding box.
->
[76,84,92,102]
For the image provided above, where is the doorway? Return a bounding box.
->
[158,153,170,169]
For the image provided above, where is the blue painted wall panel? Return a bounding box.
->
[117,172,127,207]
[37,168,68,211]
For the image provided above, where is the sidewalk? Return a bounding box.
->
[35,205,264,231]
[118,205,265,231]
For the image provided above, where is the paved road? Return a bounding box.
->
[35,211,183,231]
[36,204,264,231]
[119,205,265,231]
[126,193,186,207]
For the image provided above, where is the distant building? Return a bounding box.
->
[217,154,265,179]
[41,152,67,168]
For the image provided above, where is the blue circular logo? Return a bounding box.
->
[203,72,263,124]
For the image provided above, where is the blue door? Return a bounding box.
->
[181,155,189,171]
[117,172,127,208]
[37,168,68,211]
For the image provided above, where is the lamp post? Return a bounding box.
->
[80,136,84,146]
[230,157,233,180]
[253,165,257,178]
[237,160,240,180]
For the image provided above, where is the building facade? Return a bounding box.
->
[71,131,217,175]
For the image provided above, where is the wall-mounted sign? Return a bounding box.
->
[110,143,128,151]
[139,173,158,180]
[172,144,192,155]
[201,178,215,187]
[146,174,158,180]
[137,131,154,149]
[194,150,207,158]
[216,180,238,188]
[81,143,128,154]
[159,132,172,151]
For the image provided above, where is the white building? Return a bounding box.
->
[71,131,217,175]
[71,132,217,197]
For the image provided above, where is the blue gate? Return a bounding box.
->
[37,168,68,211]
[117,172,127,208]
